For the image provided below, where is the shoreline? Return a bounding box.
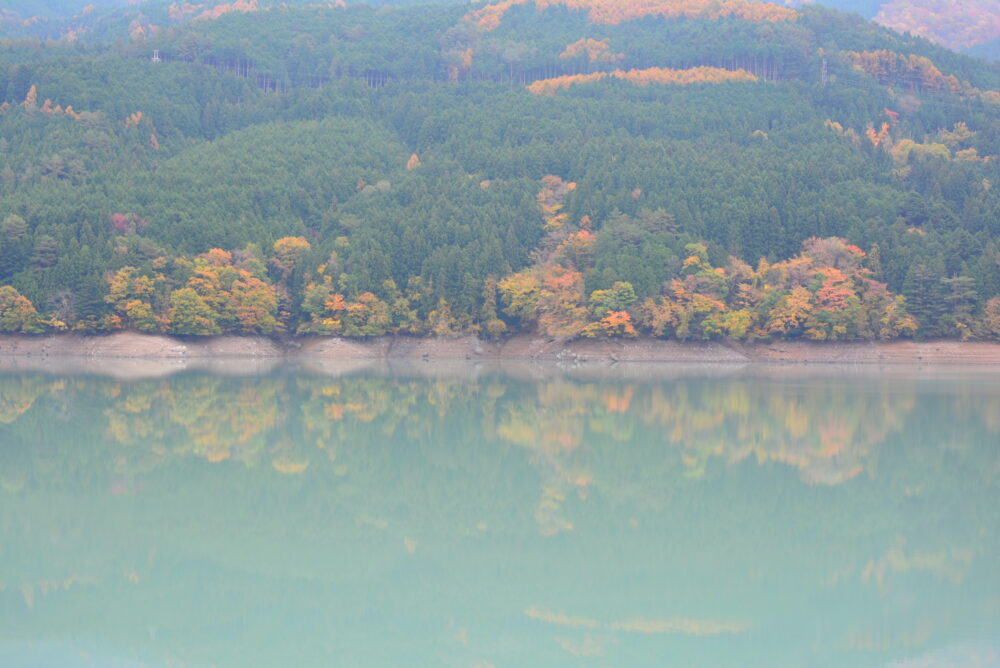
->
[1,332,1000,365]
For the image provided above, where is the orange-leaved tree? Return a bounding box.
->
[104,266,165,332]
[527,67,757,95]
[469,0,796,31]
[0,286,44,333]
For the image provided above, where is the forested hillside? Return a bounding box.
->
[2,0,1000,341]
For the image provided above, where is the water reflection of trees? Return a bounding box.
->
[2,372,1000,665]
[105,377,281,466]
[3,372,998,535]
[639,382,918,485]
[0,376,53,424]
[2,374,997,487]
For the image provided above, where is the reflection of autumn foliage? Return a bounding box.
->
[861,537,973,592]
[524,606,750,635]
[4,369,1000,664]
[272,456,309,474]
[299,377,403,452]
[492,376,920,496]
[524,607,600,628]
[18,574,98,610]
[0,377,50,423]
[7,373,996,516]
[499,383,588,454]
[4,366,1000,600]
[609,617,750,635]
[468,0,797,31]
[641,382,916,484]
[498,382,597,535]
[527,66,758,95]
[105,378,279,466]
[985,393,1000,432]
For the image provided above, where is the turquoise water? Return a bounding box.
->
[1,364,999,667]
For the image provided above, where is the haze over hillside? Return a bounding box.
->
[780,0,1000,57]
[5,0,1000,60]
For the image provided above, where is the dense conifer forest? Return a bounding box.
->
[2,0,1000,341]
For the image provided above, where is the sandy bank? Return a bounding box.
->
[2,332,1000,367]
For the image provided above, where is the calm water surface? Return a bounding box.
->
[1,362,999,667]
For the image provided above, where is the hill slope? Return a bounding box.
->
[1,0,1000,340]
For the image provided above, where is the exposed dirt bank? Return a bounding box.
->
[0,332,285,358]
[3,332,1000,366]
[4,333,1000,381]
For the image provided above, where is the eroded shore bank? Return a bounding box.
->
[3,333,1000,380]
[2,332,1000,364]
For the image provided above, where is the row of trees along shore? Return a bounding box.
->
[2,213,999,341]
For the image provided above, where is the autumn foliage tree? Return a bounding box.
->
[104,266,163,332]
[527,67,758,95]
[497,174,919,342]
[271,236,312,282]
[169,287,221,335]
[629,238,919,341]
[468,0,797,31]
[180,248,280,334]
[298,256,399,336]
[299,279,392,337]
[845,50,1000,104]
[500,178,602,338]
[537,175,576,230]
[559,38,624,68]
[0,286,43,333]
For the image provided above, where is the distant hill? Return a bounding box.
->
[0,0,464,41]
[6,0,999,61]
[787,0,1000,56]
[967,35,1000,60]
[3,1,132,18]
[786,0,883,19]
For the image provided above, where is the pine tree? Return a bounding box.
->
[902,260,946,336]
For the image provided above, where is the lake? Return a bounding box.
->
[1,362,999,667]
